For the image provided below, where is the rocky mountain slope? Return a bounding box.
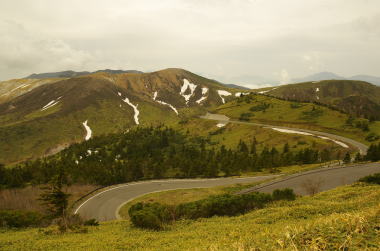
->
[0,68,242,164]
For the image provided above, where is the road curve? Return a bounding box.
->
[238,162,380,195]
[200,113,368,155]
[74,176,276,222]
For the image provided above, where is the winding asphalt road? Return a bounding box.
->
[75,163,380,222]
[200,113,368,155]
[74,176,276,221]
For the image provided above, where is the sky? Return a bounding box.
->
[1,0,379,88]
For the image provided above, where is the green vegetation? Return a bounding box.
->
[128,190,288,230]
[359,173,380,185]
[0,127,328,189]
[365,143,380,162]
[215,93,380,144]
[0,184,379,250]
[0,210,44,228]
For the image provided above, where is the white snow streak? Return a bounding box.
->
[318,136,349,148]
[82,120,92,141]
[153,91,178,115]
[118,92,122,96]
[271,128,349,148]
[180,79,197,104]
[271,128,313,136]
[315,88,320,100]
[217,90,232,104]
[196,96,207,104]
[216,123,227,128]
[123,97,140,124]
[258,87,278,94]
[196,87,209,104]
[1,83,31,97]
[41,97,62,111]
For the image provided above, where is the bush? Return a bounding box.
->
[0,210,44,228]
[249,103,270,112]
[239,112,253,121]
[359,173,380,185]
[128,203,173,230]
[128,191,293,230]
[84,218,99,226]
[272,188,296,201]
[365,133,380,142]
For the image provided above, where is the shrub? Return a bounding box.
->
[239,112,253,121]
[84,218,99,226]
[359,173,380,185]
[249,103,270,112]
[128,203,172,230]
[272,188,296,201]
[129,191,283,229]
[0,210,44,228]
[365,133,380,142]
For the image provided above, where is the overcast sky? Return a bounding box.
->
[1,0,379,87]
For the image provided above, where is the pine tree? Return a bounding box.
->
[39,166,71,232]
[343,152,351,164]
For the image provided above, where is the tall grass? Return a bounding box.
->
[0,184,98,212]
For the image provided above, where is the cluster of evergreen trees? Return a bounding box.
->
[1,127,329,188]
[365,143,380,162]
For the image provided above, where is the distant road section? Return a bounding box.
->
[200,113,368,155]
[75,176,275,222]
[238,162,380,195]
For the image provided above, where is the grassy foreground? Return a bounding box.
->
[1,184,379,250]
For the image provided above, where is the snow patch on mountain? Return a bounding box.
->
[318,136,349,148]
[1,83,31,97]
[271,128,313,136]
[180,79,197,104]
[123,97,140,124]
[217,90,232,104]
[153,91,178,115]
[82,120,92,141]
[41,97,62,111]
[258,87,278,94]
[196,87,209,104]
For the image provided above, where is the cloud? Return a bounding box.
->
[0,0,379,84]
[0,20,93,79]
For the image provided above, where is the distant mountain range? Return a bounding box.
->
[292,72,380,86]
[25,69,143,79]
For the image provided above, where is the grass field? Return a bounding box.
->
[1,183,379,250]
[214,94,380,145]
[174,118,348,155]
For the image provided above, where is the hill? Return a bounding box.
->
[292,71,345,83]
[0,68,238,164]
[292,72,380,86]
[254,80,380,120]
[1,182,379,250]
[213,92,380,145]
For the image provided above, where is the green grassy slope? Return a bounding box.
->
[259,80,380,120]
[1,183,379,250]
[214,93,380,145]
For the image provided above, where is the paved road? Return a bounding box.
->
[238,162,380,195]
[75,163,380,222]
[200,113,368,155]
[74,176,276,221]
